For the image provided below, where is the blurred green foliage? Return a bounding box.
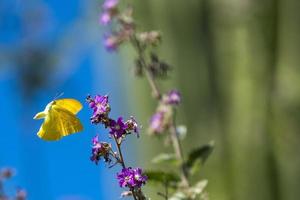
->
[124,0,300,200]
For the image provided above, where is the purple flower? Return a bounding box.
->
[87,95,110,124]
[109,117,128,139]
[149,111,165,134]
[104,35,120,51]
[89,95,110,114]
[125,116,140,137]
[15,189,27,200]
[99,0,119,26]
[92,134,99,145]
[90,135,112,165]
[164,90,181,105]
[99,12,112,25]
[117,167,147,188]
[102,0,119,10]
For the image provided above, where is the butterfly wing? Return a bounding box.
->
[53,105,83,137]
[37,105,83,141]
[37,109,62,141]
[54,98,82,114]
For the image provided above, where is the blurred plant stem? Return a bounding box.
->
[130,35,190,188]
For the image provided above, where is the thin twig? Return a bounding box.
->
[132,190,138,200]
[131,35,161,100]
[113,136,138,200]
[114,137,126,169]
[169,109,189,187]
[165,180,169,200]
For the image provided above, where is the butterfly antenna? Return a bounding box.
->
[54,92,64,100]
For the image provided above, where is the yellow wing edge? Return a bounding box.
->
[54,98,83,114]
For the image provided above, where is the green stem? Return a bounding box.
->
[113,137,138,200]
[170,109,189,187]
[114,137,126,169]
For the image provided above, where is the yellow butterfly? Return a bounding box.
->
[33,98,83,141]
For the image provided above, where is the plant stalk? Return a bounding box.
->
[130,35,190,188]
[113,136,139,200]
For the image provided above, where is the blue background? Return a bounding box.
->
[0,0,130,199]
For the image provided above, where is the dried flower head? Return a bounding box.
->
[148,53,171,79]
[90,135,113,165]
[125,116,140,137]
[138,31,161,45]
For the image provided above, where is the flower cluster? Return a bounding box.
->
[87,95,110,125]
[99,0,170,83]
[96,1,212,199]
[117,167,147,188]
[149,90,181,134]
[90,135,113,165]
[87,94,139,139]
[99,0,135,51]
[100,0,119,25]
[87,94,147,195]
[95,0,190,198]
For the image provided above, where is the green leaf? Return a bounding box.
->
[151,153,178,165]
[145,170,180,184]
[189,159,202,176]
[186,141,214,168]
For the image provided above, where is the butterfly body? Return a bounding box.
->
[34,98,83,141]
